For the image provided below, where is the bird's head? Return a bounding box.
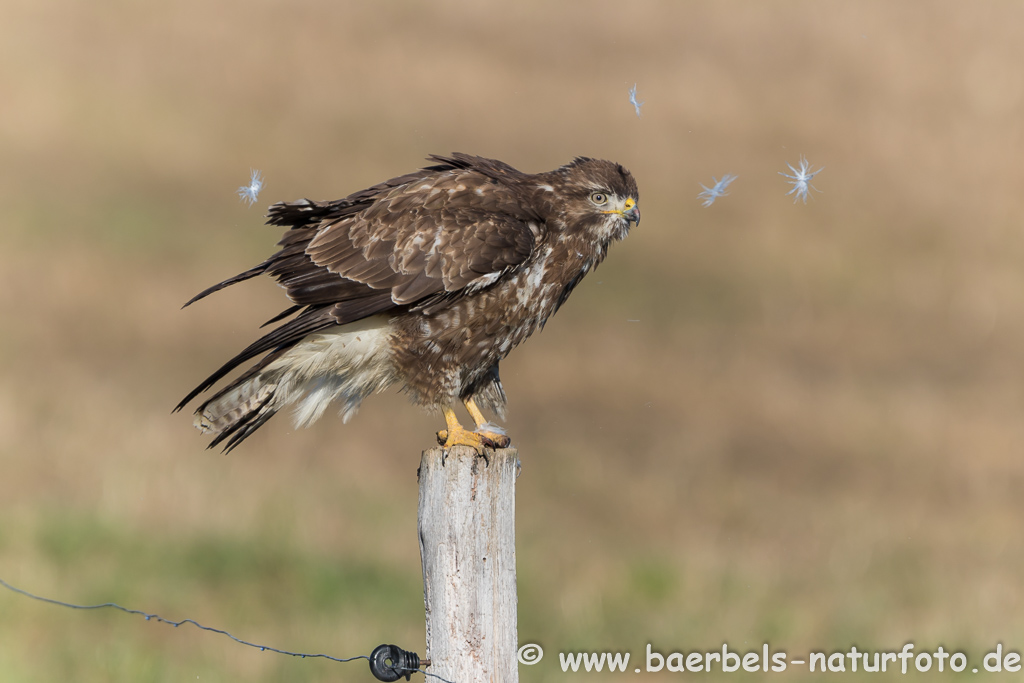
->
[547,157,640,243]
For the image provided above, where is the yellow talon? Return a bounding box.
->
[436,403,511,453]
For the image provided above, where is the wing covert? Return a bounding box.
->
[305,167,543,305]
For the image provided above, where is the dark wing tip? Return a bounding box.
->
[181,262,270,308]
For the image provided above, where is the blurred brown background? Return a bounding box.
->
[2,1,1023,680]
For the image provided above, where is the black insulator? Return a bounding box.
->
[369,643,422,682]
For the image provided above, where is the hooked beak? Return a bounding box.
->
[624,203,640,225]
[602,197,641,225]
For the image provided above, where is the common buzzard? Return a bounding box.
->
[177,154,640,452]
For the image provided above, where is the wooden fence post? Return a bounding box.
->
[418,445,519,682]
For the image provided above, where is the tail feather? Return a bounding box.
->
[206,392,279,453]
[195,373,277,436]
[216,405,280,453]
[186,316,396,452]
[173,306,336,413]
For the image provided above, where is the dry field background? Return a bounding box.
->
[2,1,1024,681]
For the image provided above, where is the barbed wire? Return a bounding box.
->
[0,576,454,683]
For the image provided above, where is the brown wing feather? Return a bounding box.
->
[179,154,543,414]
[305,158,543,303]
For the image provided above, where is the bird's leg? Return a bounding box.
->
[464,398,511,448]
[436,406,492,454]
[435,403,510,453]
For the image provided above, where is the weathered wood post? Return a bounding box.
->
[418,445,519,682]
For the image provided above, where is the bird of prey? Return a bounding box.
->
[176,153,640,453]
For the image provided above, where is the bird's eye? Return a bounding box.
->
[590,192,608,205]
